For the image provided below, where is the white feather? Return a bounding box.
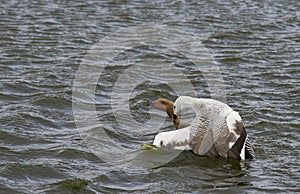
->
[153,127,191,150]
[226,111,242,134]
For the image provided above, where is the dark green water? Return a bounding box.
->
[1,0,299,193]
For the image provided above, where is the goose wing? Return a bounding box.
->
[153,126,192,150]
[189,110,251,160]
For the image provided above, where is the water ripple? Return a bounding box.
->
[1,0,299,193]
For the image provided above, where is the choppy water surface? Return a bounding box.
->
[1,0,299,193]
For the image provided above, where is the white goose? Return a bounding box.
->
[150,96,254,160]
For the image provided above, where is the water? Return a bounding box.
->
[1,0,299,193]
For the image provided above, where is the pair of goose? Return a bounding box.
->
[149,96,254,160]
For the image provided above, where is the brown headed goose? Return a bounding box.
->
[150,96,254,160]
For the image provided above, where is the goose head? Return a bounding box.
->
[149,98,181,129]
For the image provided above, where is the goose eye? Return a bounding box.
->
[174,105,176,109]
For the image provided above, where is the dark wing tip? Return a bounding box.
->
[227,121,247,159]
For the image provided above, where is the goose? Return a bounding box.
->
[149,96,254,160]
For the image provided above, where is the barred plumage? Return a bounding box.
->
[152,96,255,160]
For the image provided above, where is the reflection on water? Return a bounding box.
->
[1,0,299,193]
